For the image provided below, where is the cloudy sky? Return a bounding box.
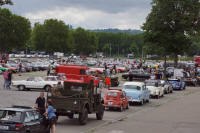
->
[4,0,152,30]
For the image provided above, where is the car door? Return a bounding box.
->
[24,111,39,133]
[121,92,127,108]
[33,111,47,132]
[142,85,146,101]
[26,78,35,88]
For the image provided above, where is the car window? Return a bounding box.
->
[24,112,35,123]
[107,92,118,97]
[33,111,40,120]
[80,69,86,75]
[142,85,146,90]
[0,110,22,122]
[27,78,34,81]
[124,85,141,91]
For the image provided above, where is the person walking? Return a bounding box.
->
[44,100,56,133]
[47,65,51,76]
[3,70,9,89]
[105,76,111,89]
[35,92,46,115]
[7,70,12,89]
[18,63,22,76]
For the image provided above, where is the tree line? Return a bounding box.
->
[1,0,200,59]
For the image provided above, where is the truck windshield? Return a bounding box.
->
[71,85,83,92]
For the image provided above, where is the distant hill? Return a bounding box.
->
[90,28,144,34]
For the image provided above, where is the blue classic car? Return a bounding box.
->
[122,82,150,105]
[168,79,186,90]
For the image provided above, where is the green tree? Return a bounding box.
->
[0,8,31,53]
[142,0,200,66]
[73,28,98,55]
[0,0,12,6]
[31,19,73,54]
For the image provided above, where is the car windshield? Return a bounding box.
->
[0,110,22,122]
[145,82,157,86]
[123,85,141,91]
[45,77,58,81]
[168,80,178,84]
[107,92,118,97]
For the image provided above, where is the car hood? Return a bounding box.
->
[147,86,160,91]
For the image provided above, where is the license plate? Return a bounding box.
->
[0,125,9,130]
[108,102,112,105]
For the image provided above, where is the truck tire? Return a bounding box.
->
[96,105,104,120]
[79,108,88,125]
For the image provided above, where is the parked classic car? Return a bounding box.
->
[160,80,173,94]
[0,106,49,133]
[145,80,165,99]
[122,69,151,81]
[123,82,150,105]
[168,78,186,90]
[104,89,129,111]
[183,71,197,86]
[12,77,58,91]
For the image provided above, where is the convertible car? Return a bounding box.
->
[145,80,165,99]
[168,78,186,90]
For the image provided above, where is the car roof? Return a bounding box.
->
[0,107,34,112]
[123,82,144,86]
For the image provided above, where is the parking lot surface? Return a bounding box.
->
[0,71,200,133]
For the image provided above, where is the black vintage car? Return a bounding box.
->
[122,69,151,81]
[183,71,197,86]
[110,75,119,87]
[0,106,49,133]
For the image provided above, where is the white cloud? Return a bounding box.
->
[25,6,150,30]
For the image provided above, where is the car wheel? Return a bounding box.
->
[79,108,88,125]
[96,105,104,120]
[18,85,25,91]
[44,85,51,92]
[140,100,144,105]
[126,103,129,109]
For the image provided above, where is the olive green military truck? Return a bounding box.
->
[47,79,104,125]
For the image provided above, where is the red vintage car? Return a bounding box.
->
[104,89,129,111]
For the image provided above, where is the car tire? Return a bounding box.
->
[96,105,104,120]
[140,100,144,105]
[18,85,25,91]
[126,103,129,109]
[44,85,51,92]
[79,108,88,125]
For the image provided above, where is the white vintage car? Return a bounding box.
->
[12,77,59,91]
[145,80,165,99]
[160,80,173,94]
